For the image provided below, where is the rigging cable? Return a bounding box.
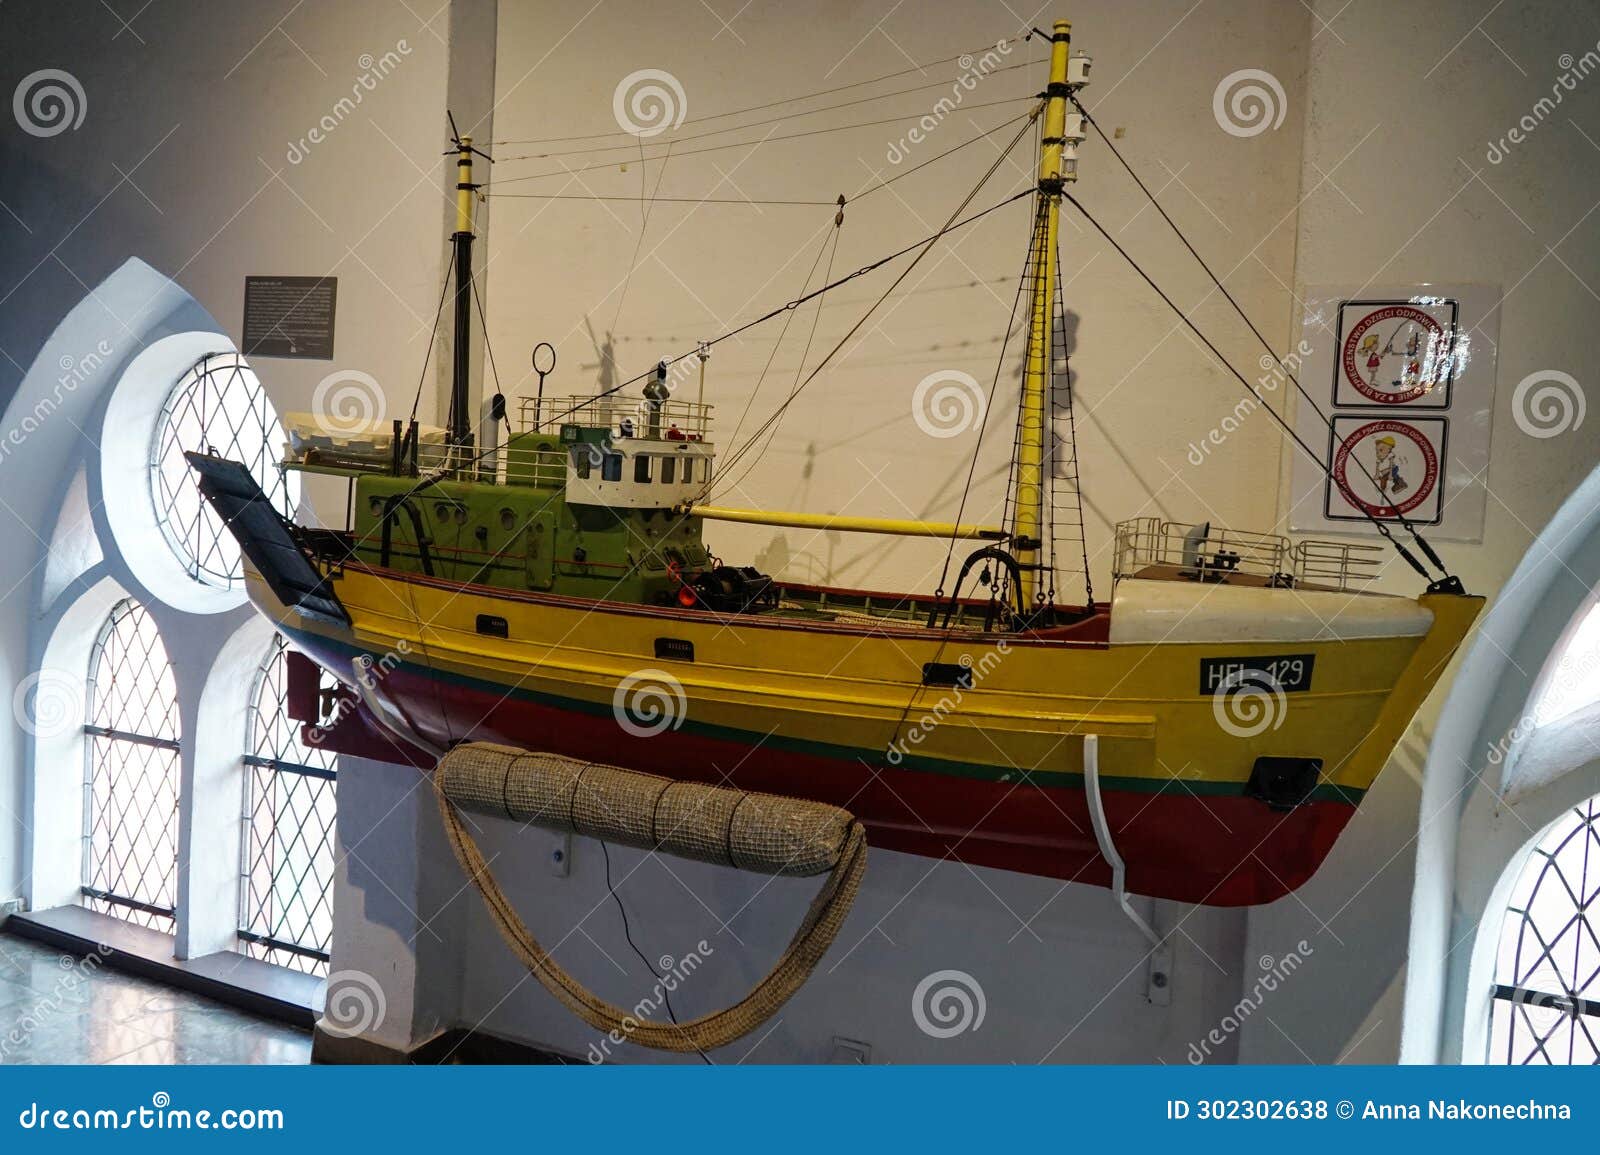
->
[933,212,1035,607]
[486,111,1035,215]
[719,215,840,462]
[884,207,1041,764]
[707,111,1043,497]
[409,243,457,422]
[360,189,1038,528]
[493,63,1035,161]
[489,38,1036,145]
[1053,239,1095,607]
[1067,94,1454,583]
[1060,191,1439,583]
[534,185,1036,437]
[469,273,516,447]
[489,101,1035,188]
[710,205,845,502]
[608,140,675,342]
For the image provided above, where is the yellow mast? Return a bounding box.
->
[1014,20,1074,607]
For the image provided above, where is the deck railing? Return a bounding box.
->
[517,394,713,440]
[1112,517,1384,591]
[414,440,571,487]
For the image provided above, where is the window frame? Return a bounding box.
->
[149,351,293,592]
[1485,795,1600,1065]
[238,635,339,975]
[81,598,182,933]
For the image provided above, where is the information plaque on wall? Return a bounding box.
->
[242,275,337,359]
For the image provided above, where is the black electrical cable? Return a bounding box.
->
[599,839,713,1065]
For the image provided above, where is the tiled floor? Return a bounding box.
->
[0,933,311,1064]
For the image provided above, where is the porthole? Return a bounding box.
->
[150,352,292,590]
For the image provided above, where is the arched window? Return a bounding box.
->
[150,351,292,590]
[1532,601,1600,727]
[82,599,181,932]
[240,635,338,975]
[1488,795,1600,1064]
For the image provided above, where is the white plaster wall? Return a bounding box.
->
[0,1,448,933]
[1239,0,1600,1063]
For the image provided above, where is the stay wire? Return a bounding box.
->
[720,222,839,463]
[488,99,1034,188]
[494,62,1034,162]
[489,38,1034,145]
[885,199,1040,765]
[710,219,844,503]
[409,243,456,423]
[1069,95,1450,580]
[365,190,1036,526]
[1060,191,1434,581]
[486,113,1030,209]
[535,186,1035,438]
[468,273,515,446]
[934,205,1036,600]
[708,112,1042,490]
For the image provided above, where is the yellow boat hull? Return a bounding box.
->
[260,562,1479,905]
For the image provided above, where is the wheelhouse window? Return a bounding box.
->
[634,454,653,483]
[1488,794,1600,1064]
[661,456,676,484]
[601,451,623,482]
[240,635,338,975]
[82,599,181,932]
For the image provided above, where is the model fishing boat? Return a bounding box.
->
[191,22,1480,907]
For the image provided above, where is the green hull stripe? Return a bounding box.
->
[290,628,1366,806]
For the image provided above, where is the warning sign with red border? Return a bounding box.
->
[1333,299,1458,408]
[1324,416,1446,525]
[1289,284,1499,543]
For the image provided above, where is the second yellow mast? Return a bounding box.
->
[1014,20,1086,607]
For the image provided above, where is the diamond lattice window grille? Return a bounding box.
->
[239,635,338,975]
[1489,795,1600,1064]
[151,351,292,590]
[82,599,181,933]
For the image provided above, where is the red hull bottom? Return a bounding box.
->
[311,661,1353,907]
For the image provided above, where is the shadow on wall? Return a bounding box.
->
[0,137,164,411]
